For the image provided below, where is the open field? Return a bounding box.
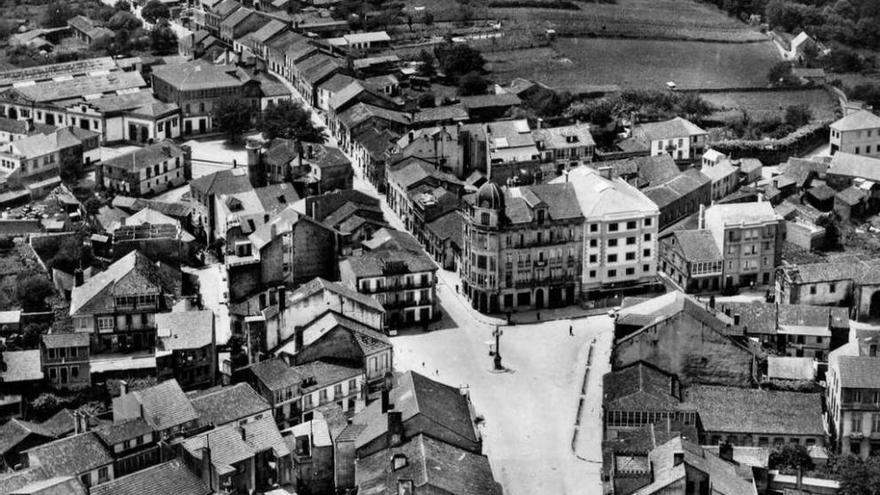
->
[493,0,767,42]
[486,37,781,91]
[702,89,840,122]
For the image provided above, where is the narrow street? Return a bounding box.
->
[182,264,231,345]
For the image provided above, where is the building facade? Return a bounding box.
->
[830,110,880,157]
[705,202,784,290]
[99,141,191,197]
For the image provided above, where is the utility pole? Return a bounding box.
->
[493,326,503,370]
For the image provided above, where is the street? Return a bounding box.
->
[182,264,231,345]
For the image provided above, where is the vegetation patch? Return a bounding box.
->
[488,0,579,9]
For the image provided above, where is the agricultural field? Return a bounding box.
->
[485,37,781,92]
[492,0,767,42]
[702,89,841,123]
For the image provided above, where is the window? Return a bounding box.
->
[830,283,836,293]
[319,389,328,403]
[608,239,618,247]
[643,264,650,272]
[626,221,636,230]
[852,390,863,403]
[626,237,636,245]
[98,467,109,482]
[304,395,313,408]
[71,366,79,378]
[625,267,635,275]
[874,413,880,433]
[625,252,636,261]
[644,233,652,242]
[643,249,651,258]
[589,239,598,247]
[609,223,619,232]
[810,286,817,295]
[589,255,597,263]
[349,379,357,392]
[48,348,56,359]
[608,254,617,263]
[853,413,863,433]
[590,224,598,232]
[608,269,617,278]
[334,383,343,396]
[588,270,596,278]
[98,317,114,332]
[645,218,652,227]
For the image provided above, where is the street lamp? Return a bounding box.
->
[492,326,503,370]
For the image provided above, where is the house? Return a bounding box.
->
[385,157,463,237]
[459,93,522,121]
[40,333,91,390]
[235,358,303,427]
[0,350,44,416]
[613,295,756,387]
[355,434,501,495]
[326,31,391,53]
[295,55,345,108]
[336,103,410,156]
[180,416,293,492]
[774,259,880,320]
[611,435,758,495]
[829,110,880,157]
[98,141,191,197]
[286,359,365,423]
[0,419,57,471]
[69,250,182,355]
[335,371,483,489]
[112,379,200,439]
[660,229,724,293]
[704,201,784,290]
[273,310,393,388]
[92,418,160,477]
[551,167,659,298]
[273,140,353,196]
[826,152,880,194]
[67,15,113,44]
[686,385,825,447]
[0,127,90,184]
[827,344,880,458]
[531,122,595,170]
[189,167,253,241]
[5,476,88,495]
[424,210,465,271]
[702,148,726,168]
[214,182,299,246]
[90,459,211,495]
[602,362,696,440]
[110,207,197,264]
[774,200,828,251]
[155,310,216,390]
[643,169,712,230]
[62,90,181,144]
[790,31,818,62]
[340,239,438,327]
[628,117,708,162]
[23,433,114,489]
[461,181,583,313]
[293,189,388,250]
[285,277,386,332]
[219,8,268,44]
[484,119,542,183]
[189,382,271,429]
[701,159,739,200]
[285,415,334,494]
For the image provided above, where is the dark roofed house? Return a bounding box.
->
[659,229,723,294]
[89,459,210,495]
[459,93,522,121]
[67,15,114,44]
[644,168,711,229]
[112,379,200,439]
[155,309,216,390]
[424,210,465,270]
[92,417,160,477]
[40,333,91,391]
[189,382,271,428]
[189,167,252,241]
[835,185,869,220]
[99,141,191,197]
[23,432,114,489]
[0,420,56,471]
[686,385,825,447]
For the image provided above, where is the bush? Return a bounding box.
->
[785,104,813,128]
[458,71,489,96]
[487,0,579,9]
[17,273,54,312]
[435,41,485,79]
[141,0,170,23]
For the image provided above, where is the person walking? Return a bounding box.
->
[569,325,573,336]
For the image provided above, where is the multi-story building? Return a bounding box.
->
[155,310,216,390]
[189,167,253,241]
[237,357,303,427]
[112,380,200,440]
[69,250,182,355]
[151,61,262,135]
[98,141,191,197]
[41,333,91,390]
[701,158,739,200]
[827,346,880,458]
[642,168,712,230]
[290,360,365,423]
[660,229,723,293]
[23,433,114,489]
[830,109,880,156]
[92,418,160,478]
[339,241,437,327]
[551,167,658,298]
[628,116,708,162]
[0,127,91,183]
[462,181,583,313]
[62,90,181,144]
[704,201,784,289]
[531,122,595,171]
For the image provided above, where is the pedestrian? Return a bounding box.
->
[435,369,439,376]
[569,325,573,336]
[537,312,541,321]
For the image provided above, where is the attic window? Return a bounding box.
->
[392,453,407,471]
[565,135,578,143]
[278,195,287,204]
[537,209,545,225]
[397,480,414,495]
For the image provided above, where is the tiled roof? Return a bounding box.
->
[532,122,595,149]
[290,359,363,394]
[0,419,54,456]
[353,127,398,160]
[782,260,869,284]
[808,184,836,201]
[299,311,390,355]
[603,363,682,411]
[39,409,76,437]
[0,349,43,382]
[190,383,270,427]
[502,183,584,224]
[0,468,50,495]
[685,385,824,436]
[182,426,254,476]
[241,416,289,457]
[356,434,500,495]
[319,73,356,94]
[717,301,846,336]
[780,157,828,187]
[213,0,241,17]
[643,169,710,208]
[636,436,756,495]
[290,277,385,312]
[704,201,779,227]
[299,142,351,170]
[835,356,880,388]
[425,210,465,247]
[341,247,436,278]
[701,160,738,182]
[351,371,478,451]
[837,186,867,206]
[299,55,343,85]
[243,357,300,391]
[152,61,252,92]
[41,332,90,349]
[828,152,880,182]
[387,158,462,191]
[90,459,210,495]
[221,7,255,29]
[190,167,251,198]
[93,418,152,446]
[633,117,706,142]
[362,228,423,253]
[25,433,112,477]
[830,109,880,132]
[0,117,28,135]
[102,141,185,173]
[155,310,214,351]
[412,103,469,124]
[130,379,199,431]
[338,103,409,129]
[250,19,286,43]
[550,166,657,219]
[672,230,721,262]
[597,154,680,187]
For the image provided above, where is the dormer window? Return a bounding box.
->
[481,212,490,225]
[537,209,546,225]
[565,135,578,143]
[392,453,407,471]
[397,480,414,495]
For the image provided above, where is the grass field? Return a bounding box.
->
[702,89,840,122]
[493,0,767,42]
[485,37,781,91]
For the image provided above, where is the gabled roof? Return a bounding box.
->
[387,158,461,191]
[155,310,214,351]
[704,201,779,227]
[39,410,76,437]
[701,159,738,182]
[181,426,254,476]
[189,167,251,198]
[90,459,210,495]
[290,277,385,312]
[25,433,113,477]
[190,383,270,427]
[550,166,657,219]
[687,385,824,437]
[351,371,479,451]
[1,72,145,104]
[250,19,287,44]
[128,379,199,431]
[93,418,152,446]
[425,210,465,247]
[633,117,706,142]
[41,333,90,349]
[603,363,683,411]
[459,93,521,109]
[0,420,55,456]
[242,357,301,391]
[70,250,181,315]
[834,355,880,388]
[298,310,390,355]
[671,230,721,262]
[341,246,437,278]
[102,141,184,173]
[357,434,500,495]
[837,186,867,206]
[830,109,880,132]
[827,151,880,182]
[151,61,253,92]
[338,103,409,129]
[532,122,595,149]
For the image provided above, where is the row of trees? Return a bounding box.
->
[213,99,327,144]
[565,90,714,127]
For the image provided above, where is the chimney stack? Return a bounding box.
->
[698,204,706,230]
[387,411,404,447]
[119,379,128,396]
[719,442,734,463]
[381,389,391,413]
[74,268,84,287]
[294,326,303,352]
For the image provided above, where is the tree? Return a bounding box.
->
[83,197,102,216]
[17,273,54,312]
[768,62,797,86]
[141,0,170,24]
[434,41,485,79]
[816,214,840,249]
[21,323,48,349]
[417,49,436,79]
[418,92,436,108]
[458,71,489,96]
[114,0,131,11]
[107,10,142,31]
[213,97,254,143]
[43,2,80,28]
[676,93,713,122]
[259,100,326,143]
[769,444,814,473]
[784,104,812,127]
[837,455,880,495]
[150,20,178,55]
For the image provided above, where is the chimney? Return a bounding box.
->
[74,268,84,287]
[119,379,128,396]
[387,411,404,447]
[698,204,705,230]
[673,452,684,466]
[536,118,543,130]
[294,326,303,352]
[74,410,89,434]
[598,166,612,179]
[796,467,803,489]
[381,389,391,413]
[719,442,734,462]
[201,446,212,484]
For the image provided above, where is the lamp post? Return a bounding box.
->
[493,326,503,370]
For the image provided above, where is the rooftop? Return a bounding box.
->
[685,385,824,436]
[342,246,436,278]
[125,379,199,431]
[290,276,385,313]
[93,418,152,446]
[532,122,595,149]
[90,459,210,495]
[25,433,113,477]
[833,355,880,388]
[152,61,253,91]
[830,109,880,132]
[155,310,214,351]
[0,349,43,382]
[603,362,683,411]
[550,166,657,219]
[704,201,780,227]
[827,151,880,182]
[102,141,185,173]
[190,383,270,427]
[0,71,145,104]
[633,117,707,142]
[671,230,722,262]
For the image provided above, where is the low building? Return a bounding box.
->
[67,15,113,44]
[92,418,160,478]
[89,459,210,495]
[826,151,880,192]
[775,259,880,320]
[830,109,880,157]
[386,157,463,237]
[285,277,386,332]
[63,90,181,144]
[23,433,114,489]
[0,127,90,184]
[112,379,200,440]
[155,310,216,390]
[236,357,304,428]
[189,382,271,429]
[643,169,711,230]
[41,333,91,390]
[0,419,56,471]
[99,141,191,196]
[701,159,739,200]
[660,229,723,293]
[627,117,708,162]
